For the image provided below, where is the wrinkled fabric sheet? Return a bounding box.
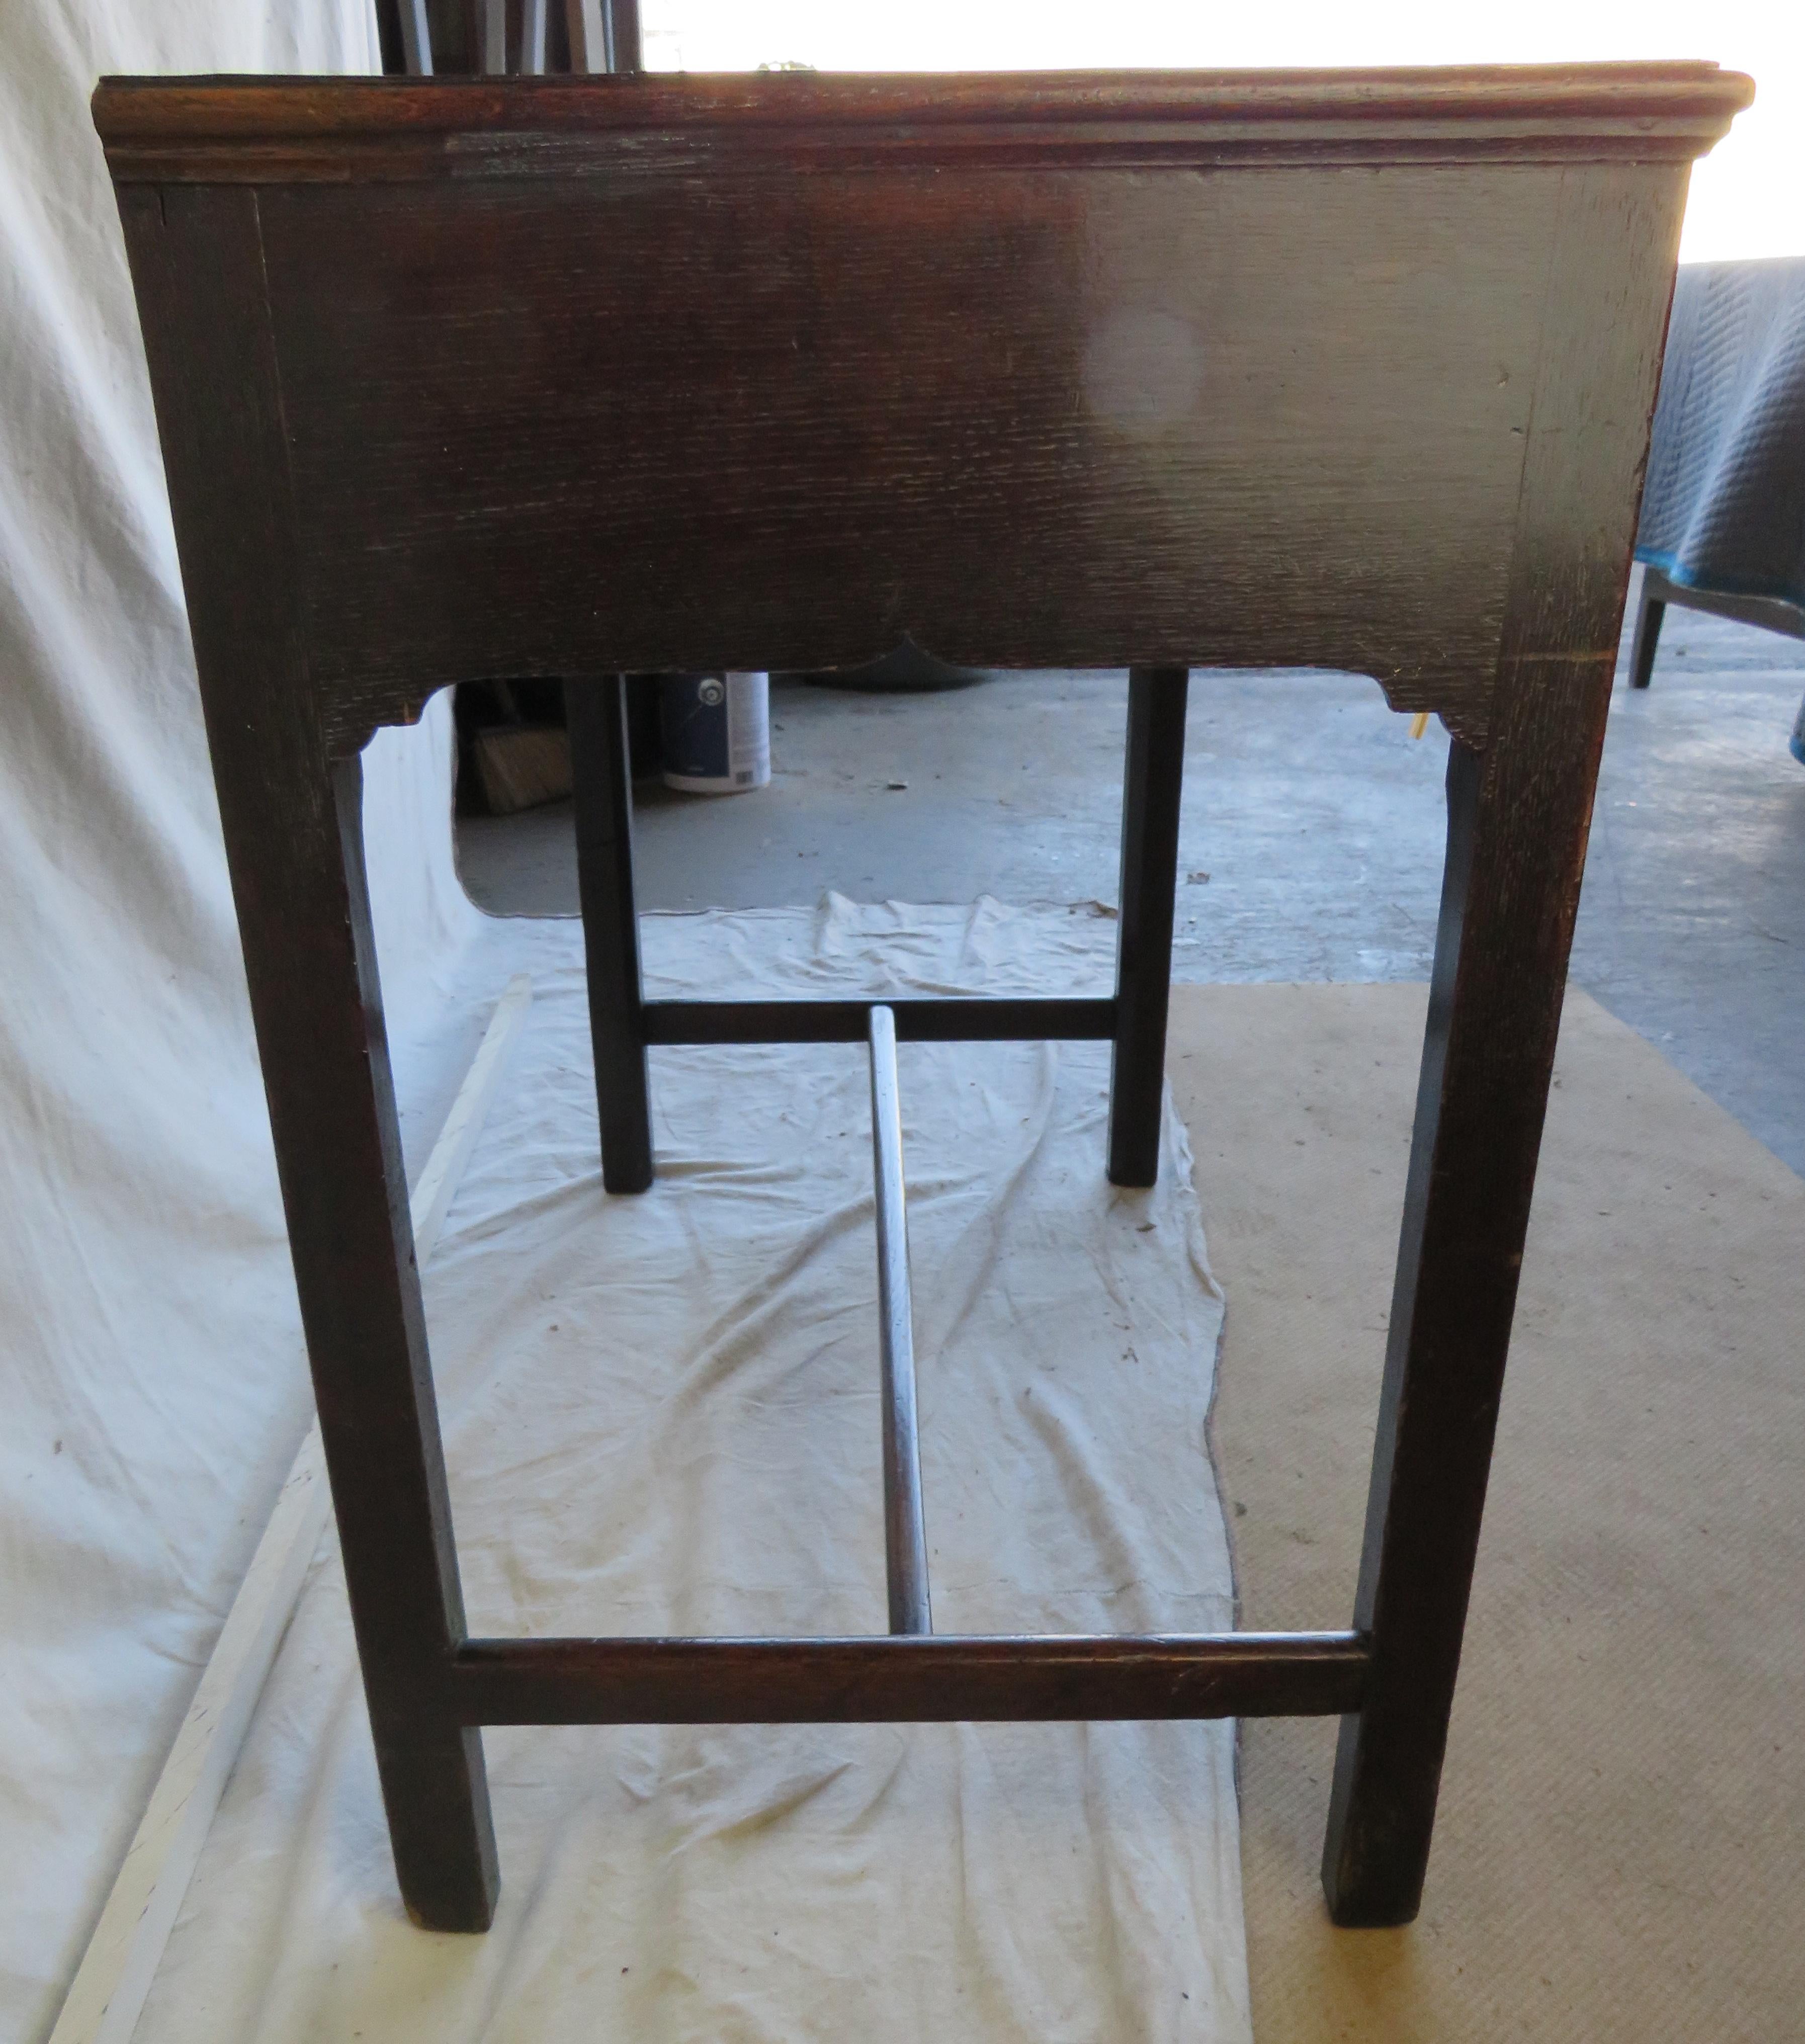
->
[135,897,1250,2044]
[0,8,496,2039]
[1637,257,1805,613]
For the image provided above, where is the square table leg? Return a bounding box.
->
[568,674,654,1193]
[128,181,502,1931]
[1321,675,1611,1925]
[1108,666,1189,1187]
[229,753,500,1931]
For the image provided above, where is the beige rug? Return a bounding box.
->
[1169,983,1805,2043]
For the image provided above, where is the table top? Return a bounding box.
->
[95,64,1750,183]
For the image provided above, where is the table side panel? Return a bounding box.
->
[246,161,1610,750]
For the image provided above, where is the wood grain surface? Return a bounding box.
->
[98,64,1748,1933]
[450,1632,1371,1723]
[93,66,1752,181]
[96,68,1747,752]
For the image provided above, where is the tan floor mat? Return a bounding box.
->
[1170,983,1804,2043]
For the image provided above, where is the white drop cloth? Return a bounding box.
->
[134,897,1250,2044]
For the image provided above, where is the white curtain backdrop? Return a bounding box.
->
[0,8,482,2036]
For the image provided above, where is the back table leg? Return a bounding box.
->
[1322,683,1611,1926]
[568,675,654,1193]
[1108,666,1189,1187]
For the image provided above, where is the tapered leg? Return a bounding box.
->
[1108,667,1189,1187]
[236,756,499,1931]
[121,182,500,1931]
[1629,573,1665,688]
[568,676,653,1193]
[1322,687,1610,1926]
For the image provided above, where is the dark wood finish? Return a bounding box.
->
[567,677,652,1193]
[146,158,1559,743]
[868,1008,931,1636]
[452,1630,1371,1723]
[1109,668,1188,1186]
[92,68,1750,181]
[1630,562,1805,687]
[1321,158,1685,1925]
[97,67,1746,1935]
[641,996,1116,1046]
[94,69,1748,756]
[110,177,498,1932]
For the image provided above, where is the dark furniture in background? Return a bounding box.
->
[1630,257,1805,688]
[1630,561,1805,689]
[380,1,659,807]
[95,63,1746,1938]
[373,0,641,78]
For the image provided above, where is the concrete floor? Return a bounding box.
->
[458,569,1805,1174]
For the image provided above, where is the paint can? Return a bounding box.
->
[659,672,771,794]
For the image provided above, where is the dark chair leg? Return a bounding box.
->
[1107,666,1189,1188]
[1321,688,1608,1926]
[568,675,653,1193]
[1629,573,1665,688]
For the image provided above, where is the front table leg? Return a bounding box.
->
[220,747,499,1931]
[124,181,500,1929]
[1323,686,1609,1925]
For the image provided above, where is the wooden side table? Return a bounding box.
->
[95,64,1748,1934]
